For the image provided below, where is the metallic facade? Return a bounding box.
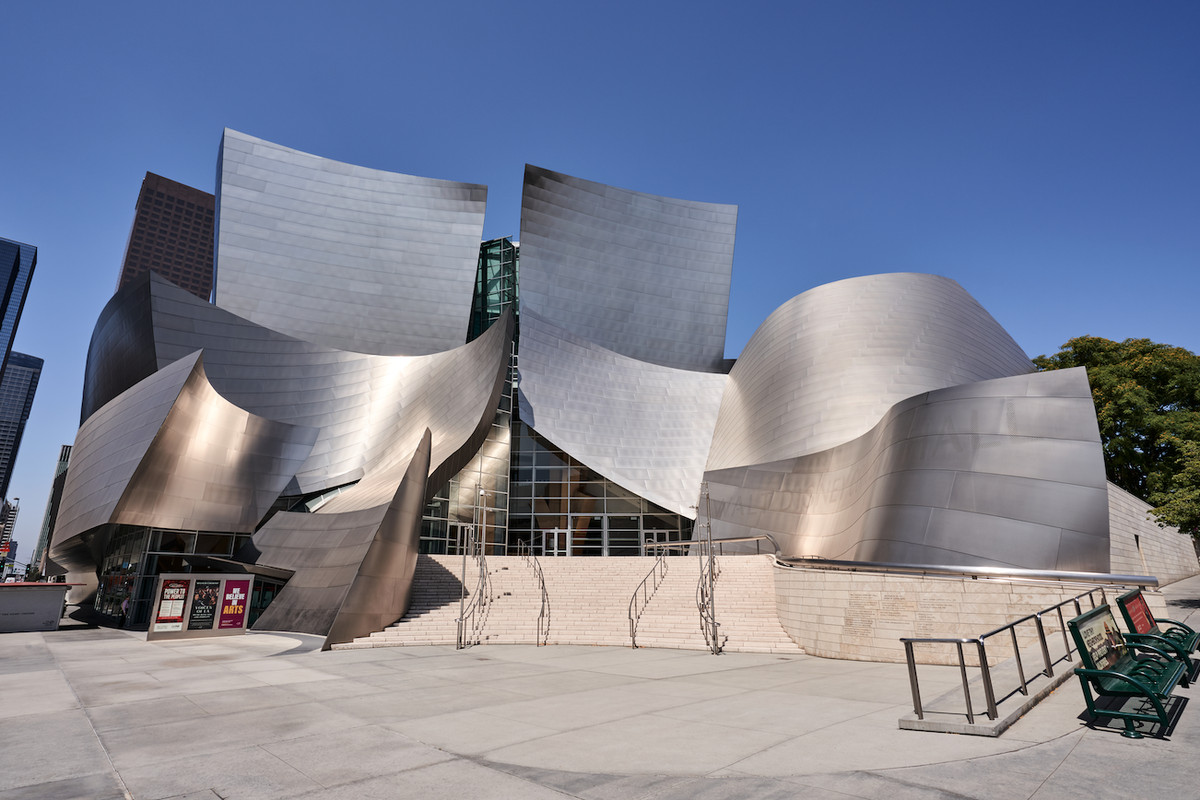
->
[704,368,1111,571]
[51,131,1128,645]
[215,129,487,356]
[707,273,1036,471]
[519,165,737,373]
[517,309,726,518]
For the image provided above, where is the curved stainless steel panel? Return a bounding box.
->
[322,429,431,649]
[517,309,726,518]
[52,350,318,562]
[520,165,737,373]
[704,368,1111,572]
[215,128,486,356]
[86,273,511,499]
[707,273,1036,470]
[79,273,160,425]
[243,314,510,639]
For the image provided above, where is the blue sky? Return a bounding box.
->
[1,2,1197,557]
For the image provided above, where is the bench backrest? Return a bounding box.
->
[1068,604,1127,671]
[1116,588,1158,636]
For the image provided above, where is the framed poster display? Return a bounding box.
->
[147,574,256,641]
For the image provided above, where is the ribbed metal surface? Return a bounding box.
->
[519,165,737,373]
[215,129,486,355]
[83,274,510,499]
[247,430,432,646]
[517,309,726,518]
[707,273,1036,471]
[53,350,317,547]
[705,368,1111,572]
[245,313,510,640]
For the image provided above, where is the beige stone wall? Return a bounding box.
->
[773,567,1168,665]
[1108,481,1199,586]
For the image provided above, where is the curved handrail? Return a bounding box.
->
[628,545,669,648]
[456,531,492,649]
[696,541,723,654]
[517,540,550,646]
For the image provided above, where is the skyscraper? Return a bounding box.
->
[0,237,37,382]
[116,172,215,301]
[31,444,71,576]
[0,352,42,501]
[0,498,17,572]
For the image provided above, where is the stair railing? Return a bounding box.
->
[695,482,723,654]
[628,542,672,648]
[517,540,551,646]
[456,521,492,649]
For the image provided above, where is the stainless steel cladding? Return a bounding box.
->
[52,351,318,578]
[520,165,737,373]
[517,309,726,518]
[706,273,1037,471]
[215,129,487,356]
[704,369,1111,572]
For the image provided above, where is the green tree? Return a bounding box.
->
[1034,336,1200,536]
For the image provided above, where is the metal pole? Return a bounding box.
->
[458,520,468,649]
[904,641,924,719]
[704,483,718,654]
[977,639,998,720]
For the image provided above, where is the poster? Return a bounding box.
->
[187,579,221,631]
[218,579,250,630]
[153,578,191,632]
[1125,594,1155,634]
[1077,611,1124,670]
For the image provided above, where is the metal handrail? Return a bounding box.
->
[517,540,550,646]
[776,556,1158,587]
[456,525,492,649]
[695,483,722,654]
[628,543,669,648]
[901,586,1111,723]
[696,541,723,654]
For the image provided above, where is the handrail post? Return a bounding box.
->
[904,641,924,719]
[1034,614,1053,678]
[956,642,975,724]
[1008,626,1029,695]
[976,639,998,720]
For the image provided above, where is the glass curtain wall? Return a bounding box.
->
[94,525,253,625]
[419,236,693,557]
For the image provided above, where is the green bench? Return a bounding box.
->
[1067,604,1188,738]
[1116,588,1200,675]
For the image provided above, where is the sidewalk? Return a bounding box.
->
[3,574,1199,800]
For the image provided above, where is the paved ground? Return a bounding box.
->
[4,575,1200,800]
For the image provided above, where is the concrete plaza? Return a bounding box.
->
[4,576,1200,800]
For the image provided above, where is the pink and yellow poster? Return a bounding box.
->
[218,579,250,630]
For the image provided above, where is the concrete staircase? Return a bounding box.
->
[333,553,802,654]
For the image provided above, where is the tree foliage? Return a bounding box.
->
[1034,336,1200,536]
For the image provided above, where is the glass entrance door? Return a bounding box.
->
[542,527,571,557]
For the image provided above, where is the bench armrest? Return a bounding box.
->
[1074,667,1158,698]
[1156,617,1196,634]
[1126,642,1175,662]
[1125,633,1191,662]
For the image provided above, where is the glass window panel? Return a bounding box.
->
[571,482,606,499]
[607,526,641,557]
[194,533,233,555]
[604,497,643,515]
[153,532,194,553]
[535,449,568,470]
[643,514,680,531]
